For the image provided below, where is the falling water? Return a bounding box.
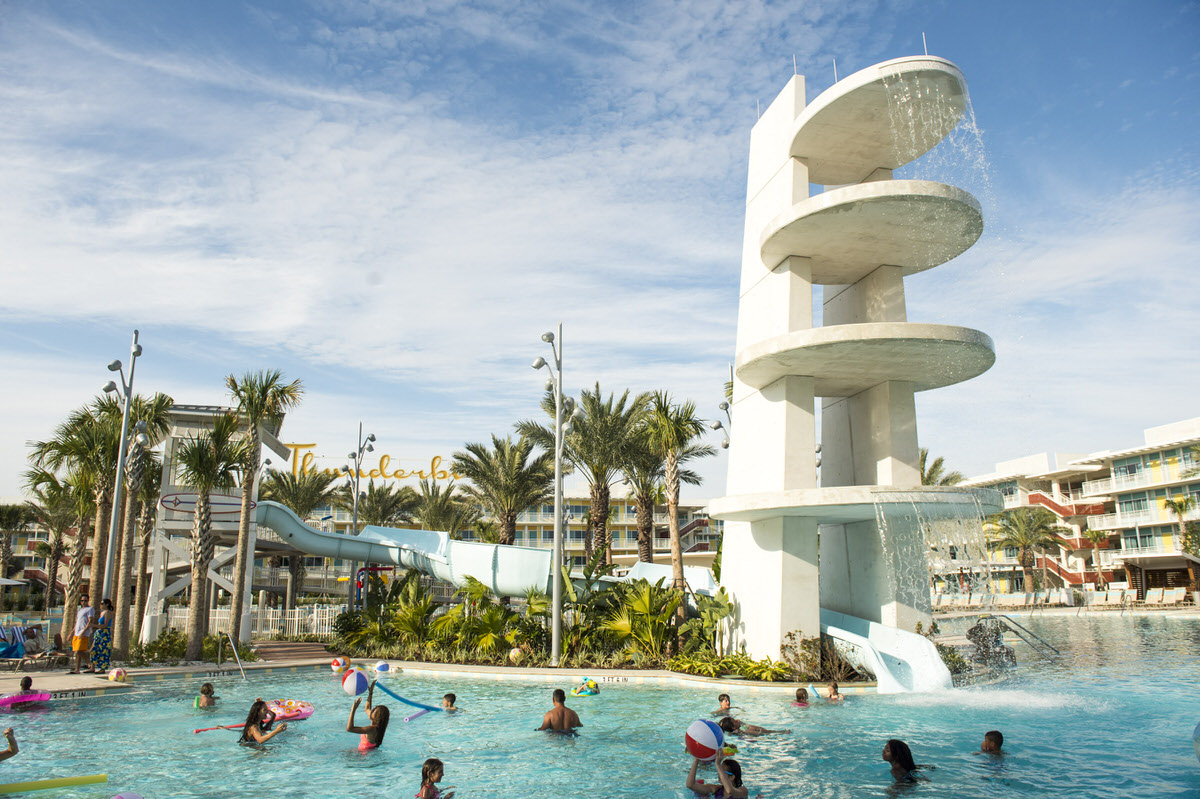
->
[873,491,993,608]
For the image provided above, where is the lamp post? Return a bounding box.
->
[340,423,375,611]
[100,330,142,601]
[531,323,582,667]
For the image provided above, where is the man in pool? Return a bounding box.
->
[981,730,1004,754]
[442,693,459,713]
[537,688,581,733]
[713,693,738,716]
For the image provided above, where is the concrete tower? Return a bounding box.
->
[710,56,1001,658]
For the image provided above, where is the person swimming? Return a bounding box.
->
[417,757,455,799]
[792,687,809,707]
[882,739,924,782]
[195,682,218,708]
[718,716,790,737]
[826,682,845,701]
[980,730,1003,754]
[239,698,287,745]
[687,749,758,798]
[347,680,389,751]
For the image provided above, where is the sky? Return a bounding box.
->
[1,0,1197,502]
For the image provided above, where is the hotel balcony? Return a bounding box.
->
[1081,460,1200,497]
[1087,504,1200,531]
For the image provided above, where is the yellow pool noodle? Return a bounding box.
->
[0,773,107,794]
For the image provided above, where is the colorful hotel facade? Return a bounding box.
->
[961,416,1200,596]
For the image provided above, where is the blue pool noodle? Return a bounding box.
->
[373,681,442,713]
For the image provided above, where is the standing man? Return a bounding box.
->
[537,688,582,733]
[69,595,95,674]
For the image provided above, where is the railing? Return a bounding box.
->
[1110,543,1185,559]
[217,632,247,679]
[1088,503,1200,530]
[164,604,347,637]
[1082,462,1200,496]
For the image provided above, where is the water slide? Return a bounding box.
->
[255,501,553,597]
[819,608,952,694]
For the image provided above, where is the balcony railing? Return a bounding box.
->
[1088,504,1200,530]
[1082,461,1200,496]
[1111,543,1185,559]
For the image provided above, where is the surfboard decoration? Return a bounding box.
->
[159,492,254,516]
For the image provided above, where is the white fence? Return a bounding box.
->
[164,604,347,638]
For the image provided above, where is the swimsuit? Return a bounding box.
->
[416,785,441,798]
[358,734,378,751]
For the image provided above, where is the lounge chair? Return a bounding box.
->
[1141,587,1164,607]
[1162,588,1185,606]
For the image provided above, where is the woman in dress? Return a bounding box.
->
[89,598,114,673]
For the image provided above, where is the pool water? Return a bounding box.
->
[4,615,1198,798]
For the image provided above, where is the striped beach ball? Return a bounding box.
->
[684,719,724,762]
[331,656,350,674]
[342,667,370,696]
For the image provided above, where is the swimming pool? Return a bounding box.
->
[4,614,1197,797]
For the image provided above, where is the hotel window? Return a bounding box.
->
[1118,497,1148,515]
[542,530,554,543]
[1114,461,1141,477]
[1003,546,1018,559]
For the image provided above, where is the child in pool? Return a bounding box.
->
[195,682,218,708]
[442,693,459,712]
[826,682,845,701]
[0,729,16,762]
[792,687,809,707]
[347,680,389,751]
[713,693,735,716]
[882,739,924,782]
[718,716,790,737]
[239,698,287,744]
[980,730,1003,754]
[417,757,455,799]
[686,749,760,798]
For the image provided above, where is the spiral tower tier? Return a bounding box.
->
[710,56,1002,658]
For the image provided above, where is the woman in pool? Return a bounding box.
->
[882,739,923,782]
[239,698,287,744]
[195,683,218,708]
[89,599,114,673]
[346,680,389,751]
[417,757,455,799]
[686,749,758,798]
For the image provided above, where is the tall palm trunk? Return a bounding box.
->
[43,544,62,612]
[112,471,141,658]
[0,534,12,579]
[61,524,89,643]
[499,510,517,547]
[636,497,654,563]
[590,483,613,566]
[87,488,113,600]
[185,494,212,661]
[230,426,259,646]
[132,501,155,644]
[288,555,306,609]
[665,452,686,635]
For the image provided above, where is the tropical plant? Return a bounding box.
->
[919,447,965,486]
[0,504,33,580]
[621,446,666,563]
[27,467,95,642]
[1081,528,1110,589]
[471,519,500,544]
[518,383,650,564]
[678,587,734,656]
[24,480,77,611]
[106,392,173,658]
[225,369,304,647]
[261,468,344,608]
[451,436,553,546]
[641,391,715,637]
[132,463,163,644]
[413,479,480,538]
[174,412,247,660]
[30,399,122,602]
[987,508,1069,592]
[337,479,418,528]
[603,578,681,660]
[1163,494,1196,555]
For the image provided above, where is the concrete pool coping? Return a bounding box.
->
[2,658,877,698]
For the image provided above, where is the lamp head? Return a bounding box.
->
[815,456,822,468]
[541,332,555,343]
[134,420,148,434]
[709,420,723,431]
[718,401,729,411]
[562,422,574,435]
[531,356,547,370]
[134,433,150,448]
[107,360,122,372]
[365,444,374,453]
[102,381,118,394]
[721,439,730,449]
[341,465,351,474]
[367,433,376,442]
[544,379,555,392]
[263,458,272,468]
[348,452,357,460]
[571,407,584,421]
[132,344,143,357]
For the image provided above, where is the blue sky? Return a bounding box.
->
[1,0,1197,500]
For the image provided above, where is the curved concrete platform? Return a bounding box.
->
[709,486,1003,524]
[759,180,982,281]
[735,322,994,394]
[790,56,967,185]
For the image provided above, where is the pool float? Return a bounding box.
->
[192,700,315,733]
[570,678,599,697]
[0,773,106,794]
[0,692,50,709]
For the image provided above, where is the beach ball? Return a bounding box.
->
[684,719,725,762]
[342,667,370,696]
[374,661,390,673]
[331,656,350,674]
[107,668,127,683]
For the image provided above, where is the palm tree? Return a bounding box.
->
[642,392,715,613]
[0,505,32,580]
[30,400,122,600]
[107,392,173,658]
[338,479,419,528]
[226,370,304,646]
[24,476,78,611]
[175,413,247,660]
[27,467,95,643]
[920,447,965,486]
[987,508,1069,592]
[472,519,500,544]
[413,479,480,539]
[132,463,162,644]
[1081,528,1110,590]
[621,437,704,563]
[451,436,554,546]
[517,383,649,564]
[260,469,344,608]
[1163,493,1195,551]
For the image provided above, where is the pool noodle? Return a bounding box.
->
[403,709,430,723]
[372,682,441,713]
[0,773,106,794]
[0,693,50,707]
